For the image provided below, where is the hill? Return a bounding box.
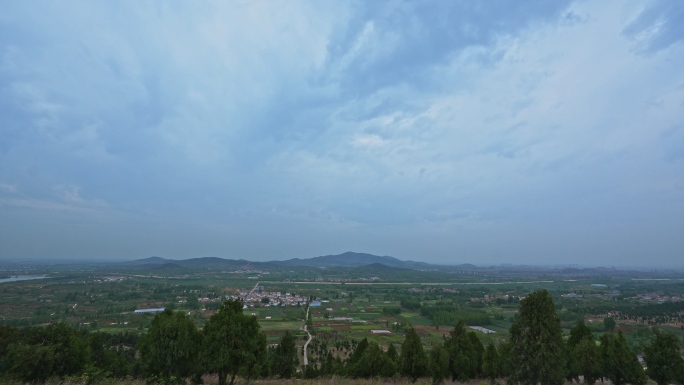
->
[269,251,439,269]
[124,252,475,270]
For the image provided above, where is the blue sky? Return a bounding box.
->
[1,1,683,266]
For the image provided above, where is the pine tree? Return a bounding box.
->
[138,310,200,384]
[444,320,482,381]
[202,299,267,385]
[399,327,428,382]
[508,290,566,385]
[644,329,684,385]
[482,342,500,385]
[566,320,602,384]
[387,343,398,363]
[600,331,645,385]
[271,331,297,378]
[428,344,449,385]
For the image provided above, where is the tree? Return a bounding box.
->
[399,327,428,382]
[600,331,646,385]
[429,344,450,385]
[348,341,396,378]
[202,299,267,385]
[347,337,369,367]
[138,309,200,384]
[387,343,398,363]
[567,320,593,347]
[320,351,335,376]
[604,317,616,332]
[444,320,483,381]
[566,321,601,384]
[571,338,602,385]
[5,342,56,384]
[508,290,566,385]
[4,323,90,383]
[482,342,501,385]
[271,331,297,378]
[644,329,684,385]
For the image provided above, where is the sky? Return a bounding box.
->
[1,1,683,266]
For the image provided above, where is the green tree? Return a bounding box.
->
[138,309,200,384]
[5,343,55,384]
[571,338,602,385]
[429,344,450,385]
[399,327,428,382]
[604,316,616,332]
[347,337,369,367]
[482,342,501,385]
[348,341,396,378]
[387,343,398,363]
[566,321,601,384]
[320,351,335,376]
[644,329,684,385]
[567,320,593,347]
[600,331,646,385]
[271,331,297,378]
[89,331,131,379]
[508,290,566,385]
[202,299,267,385]
[444,320,483,381]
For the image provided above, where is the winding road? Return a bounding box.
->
[302,305,312,366]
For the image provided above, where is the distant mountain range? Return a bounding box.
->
[124,252,477,270]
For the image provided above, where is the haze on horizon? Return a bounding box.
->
[1,1,683,267]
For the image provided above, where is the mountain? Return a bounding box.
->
[124,252,475,270]
[122,257,276,270]
[269,251,438,269]
[125,256,171,265]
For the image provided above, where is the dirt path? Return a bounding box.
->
[249,281,260,294]
[302,305,312,366]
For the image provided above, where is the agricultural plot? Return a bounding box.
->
[1,261,683,360]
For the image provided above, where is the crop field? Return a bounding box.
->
[1,260,683,359]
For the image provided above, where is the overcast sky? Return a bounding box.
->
[1,1,683,266]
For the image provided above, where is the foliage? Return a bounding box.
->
[508,290,565,385]
[644,329,684,385]
[202,299,267,385]
[271,331,296,379]
[347,341,396,378]
[398,327,428,382]
[566,321,601,384]
[428,344,449,385]
[420,306,492,326]
[604,316,616,332]
[4,323,90,383]
[444,320,483,381]
[600,331,646,385]
[382,306,401,316]
[137,309,199,384]
[481,342,500,385]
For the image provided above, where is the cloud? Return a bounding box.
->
[622,0,684,54]
[0,1,683,264]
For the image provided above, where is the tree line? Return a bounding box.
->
[1,291,684,385]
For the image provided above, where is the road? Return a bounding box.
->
[249,281,260,294]
[302,305,312,367]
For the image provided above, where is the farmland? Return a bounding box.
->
[1,257,684,359]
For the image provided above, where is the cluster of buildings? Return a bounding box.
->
[632,292,683,303]
[236,290,308,307]
[227,270,270,275]
[469,294,513,302]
